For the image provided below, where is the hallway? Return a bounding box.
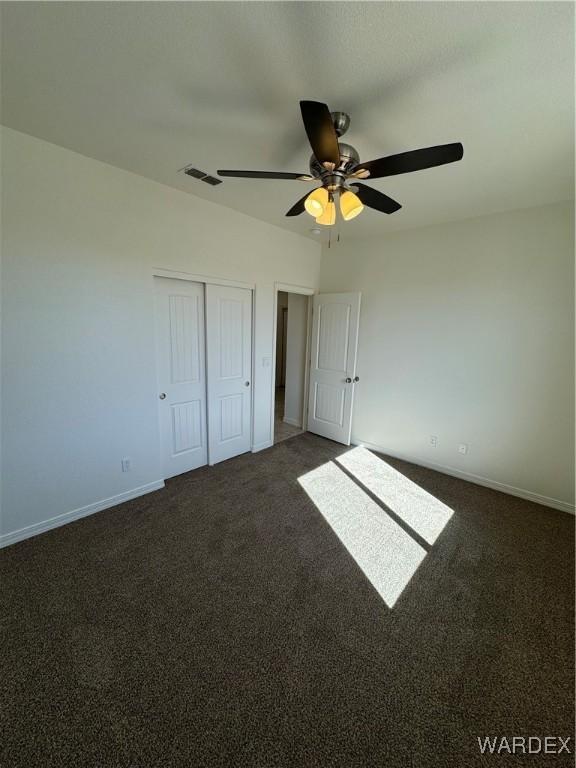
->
[274,387,304,444]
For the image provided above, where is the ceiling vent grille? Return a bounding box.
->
[183,166,222,185]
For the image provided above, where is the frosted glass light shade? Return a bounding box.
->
[315,200,336,226]
[340,190,364,221]
[305,187,329,217]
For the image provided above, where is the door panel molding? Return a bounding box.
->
[206,284,253,464]
[154,277,208,478]
[307,292,361,445]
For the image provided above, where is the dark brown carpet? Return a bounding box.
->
[1,433,574,767]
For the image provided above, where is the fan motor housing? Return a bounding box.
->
[331,111,350,137]
[309,142,360,189]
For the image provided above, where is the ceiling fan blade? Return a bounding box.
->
[285,192,310,217]
[354,143,463,179]
[300,101,340,169]
[217,170,314,180]
[353,183,402,214]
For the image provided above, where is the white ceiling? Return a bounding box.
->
[1,2,574,241]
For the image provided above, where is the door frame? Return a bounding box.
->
[152,268,256,469]
[270,282,315,443]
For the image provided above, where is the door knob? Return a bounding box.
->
[353,376,360,383]
[159,393,166,400]
[245,381,250,387]
[345,377,352,383]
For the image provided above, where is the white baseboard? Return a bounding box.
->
[283,416,302,428]
[352,438,575,515]
[0,480,166,549]
[252,439,274,453]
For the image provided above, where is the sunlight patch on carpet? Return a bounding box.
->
[336,446,453,545]
[298,461,426,608]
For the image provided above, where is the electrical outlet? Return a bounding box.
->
[430,435,438,447]
[121,457,132,472]
[458,443,468,455]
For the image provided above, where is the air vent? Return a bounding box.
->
[183,166,223,185]
[184,167,206,179]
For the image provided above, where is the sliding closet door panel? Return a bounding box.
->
[154,277,208,478]
[206,285,252,464]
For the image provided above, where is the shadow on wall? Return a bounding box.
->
[298,446,453,608]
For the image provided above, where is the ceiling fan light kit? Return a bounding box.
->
[304,186,329,217]
[315,197,336,226]
[339,189,364,221]
[217,100,463,227]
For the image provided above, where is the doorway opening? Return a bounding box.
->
[274,290,310,444]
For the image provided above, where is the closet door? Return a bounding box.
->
[205,285,252,464]
[154,277,208,478]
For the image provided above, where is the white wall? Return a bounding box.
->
[284,293,308,427]
[320,202,574,511]
[0,127,321,544]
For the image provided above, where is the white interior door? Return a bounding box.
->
[307,292,361,445]
[154,277,208,478]
[206,284,252,464]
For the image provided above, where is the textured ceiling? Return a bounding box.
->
[1,2,574,241]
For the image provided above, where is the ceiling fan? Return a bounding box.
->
[218,101,463,225]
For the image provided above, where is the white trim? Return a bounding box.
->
[270,283,315,444]
[275,282,315,296]
[152,267,255,290]
[250,286,257,452]
[0,480,165,549]
[252,439,274,453]
[302,294,313,432]
[352,438,575,515]
[283,416,302,428]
